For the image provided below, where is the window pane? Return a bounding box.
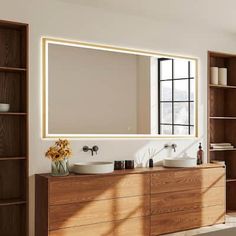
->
[174,79,188,101]
[190,126,194,135]
[160,81,172,101]
[174,102,188,125]
[161,125,172,135]
[174,125,189,135]
[190,60,196,78]
[160,103,172,124]
[160,60,172,80]
[174,59,188,78]
[190,79,194,100]
[190,102,194,126]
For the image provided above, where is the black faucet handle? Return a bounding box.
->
[83,146,89,152]
[92,145,99,155]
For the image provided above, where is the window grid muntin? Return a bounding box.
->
[158,58,193,135]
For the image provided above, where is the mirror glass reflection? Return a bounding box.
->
[43,39,197,137]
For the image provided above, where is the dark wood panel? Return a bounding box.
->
[151,205,225,235]
[151,168,225,194]
[210,120,225,144]
[0,160,26,200]
[227,58,236,86]
[0,28,22,67]
[151,187,225,215]
[49,216,150,236]
[209,56,228,68]
[210,89,225,117]
[49,195,150,230]
[0,204,26,236]
[225,90,236,116]
[35,175,48,236]
[0,72,26,112]
[0,116,26,157]
[225,151,236,179]
[0,20,28,236]
[227,182,236,210]
[49,174,150,205]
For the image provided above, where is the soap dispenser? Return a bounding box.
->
[197,143,203,165]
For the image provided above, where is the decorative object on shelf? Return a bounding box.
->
[218,68,227,85]
[125,160,134,169]
[148,148,158,168]
[210,67,219,85]
[45,139,72,176]
[211,160,225,165]
[197,143,203,165]
[210,142,234,150]
[114,160,125,170]
[0,103,10,112]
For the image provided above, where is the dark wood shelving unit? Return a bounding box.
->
[0,112,27,116]
[0,20,28,236]
[209,84,236,89]
[208,51,236,212]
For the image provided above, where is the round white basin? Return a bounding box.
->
[73,162,114,174]
[163,158,197,168]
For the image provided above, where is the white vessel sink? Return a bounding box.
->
[73,162,114,174]
[163,158,197,168]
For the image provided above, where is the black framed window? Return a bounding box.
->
[158,58,195,135]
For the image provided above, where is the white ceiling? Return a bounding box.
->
[58,0,236,35]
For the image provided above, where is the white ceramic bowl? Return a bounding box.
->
[0,103,10,112]
[73,162,114,174]
[163,158,197,168]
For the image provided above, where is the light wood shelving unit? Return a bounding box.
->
[208,51,236,211]
[0,20,28,236]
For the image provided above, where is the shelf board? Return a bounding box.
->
[210,117,236,120]
[0,199,26,206]
[210,148,236,152]
[0,112,27,116]
[209,84,236,89]
[0,66,27,72]
[0,157,26,161]
[226,178,236,183]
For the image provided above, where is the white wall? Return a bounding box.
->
[0,0,236,235]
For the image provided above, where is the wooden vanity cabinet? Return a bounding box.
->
[35,164,225,236]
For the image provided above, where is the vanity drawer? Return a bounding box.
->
[151,186,225,215]
[151,205,225,235]
[49,195,150,230]
[151,167,225,194]
[49,216,150,236]
[49,173,150,205]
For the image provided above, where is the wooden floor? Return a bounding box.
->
[165,213,236,236]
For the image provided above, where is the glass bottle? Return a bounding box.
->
[197,143,203,165]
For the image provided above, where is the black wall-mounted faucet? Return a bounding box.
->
[83,145,99,156]
[164,143,177,152]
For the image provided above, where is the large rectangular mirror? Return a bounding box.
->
[42,38,198,138]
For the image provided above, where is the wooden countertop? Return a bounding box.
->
[37,163,224,180]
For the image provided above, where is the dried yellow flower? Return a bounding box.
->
[45,139,72,162]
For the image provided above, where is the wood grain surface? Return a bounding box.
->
[49,216,150,236]
[151,205,225,235]
[49,195,150,230]
[151,186,225,215]
[49,173,150,205]
[151,167,225,194]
